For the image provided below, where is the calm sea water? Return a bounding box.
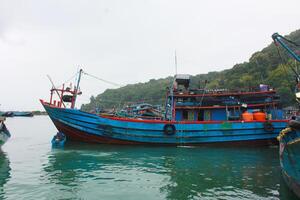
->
[0,116,298,200]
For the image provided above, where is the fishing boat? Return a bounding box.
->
[273,33,300,197]
[1,112,14,117]
[40,69,287,145]
[0,117,10,146]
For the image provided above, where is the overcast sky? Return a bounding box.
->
[0,0,299,111]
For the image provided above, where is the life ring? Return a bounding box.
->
[263,121,274,132]
[163,124,176,135]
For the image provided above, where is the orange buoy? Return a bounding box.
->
[242,112,253,121]
[253,112,266,121]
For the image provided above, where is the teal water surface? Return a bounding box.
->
[0,116,298,200]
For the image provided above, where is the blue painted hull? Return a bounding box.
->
[279,129,300,198]
[42,102,287,145]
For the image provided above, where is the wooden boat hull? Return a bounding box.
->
[41,101,288,145]
[279,129,300,198]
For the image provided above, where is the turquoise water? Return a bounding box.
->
[0,116,298,199]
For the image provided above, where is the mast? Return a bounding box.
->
[72,69,83,109]
[171,51,179,120]
[167,52,178,120]
[175,50,178,75]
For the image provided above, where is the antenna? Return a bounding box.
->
[72,69,83,109]
[175,50,178,75]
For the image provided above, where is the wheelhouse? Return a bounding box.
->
[165,74,283,122]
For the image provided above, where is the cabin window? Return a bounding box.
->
[227,109,241,120]
[182,110,194,121]
[177,98,183,103]
[188,111,194,121]
[183,110,188,120]
[198,110,204,121]
[204,110,211,121]
[175,110,182,121]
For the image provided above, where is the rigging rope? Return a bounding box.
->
[55,71,79,88]
[82,71,123,87]
[56,70,123,88]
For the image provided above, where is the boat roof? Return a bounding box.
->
[175,74,190,80]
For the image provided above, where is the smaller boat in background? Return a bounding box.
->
[0,111,33,117]
[1,112,14,117]
[12,111,33,117]
[0,117,10,146]
[51,132,66,148]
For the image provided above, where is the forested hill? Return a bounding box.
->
[81,29,300,111]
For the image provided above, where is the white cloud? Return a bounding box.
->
[0,0,299,110]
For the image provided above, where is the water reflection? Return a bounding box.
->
[0,151,10,199]
[43,143,298,200]
[160,147,277,199]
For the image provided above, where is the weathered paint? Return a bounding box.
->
[212,109,227,121]
[279,130,300,198]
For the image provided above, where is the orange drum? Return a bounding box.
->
[242,112,253,121]
[253,112,266,121]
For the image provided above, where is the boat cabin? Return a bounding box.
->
[166,74,284,121]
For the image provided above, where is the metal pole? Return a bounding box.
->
[175,50,178,75]
[272,33,300,63]
[72,69,83,109]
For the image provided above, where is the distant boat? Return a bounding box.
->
[1,112,14,117]
[12,111,33,117]
[0,118,10,146]
[278,122,300,198]
[0,111,33,117]
[41,70,287,145]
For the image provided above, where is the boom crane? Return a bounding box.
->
[272,33,300,101]
[272,33,300,63]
